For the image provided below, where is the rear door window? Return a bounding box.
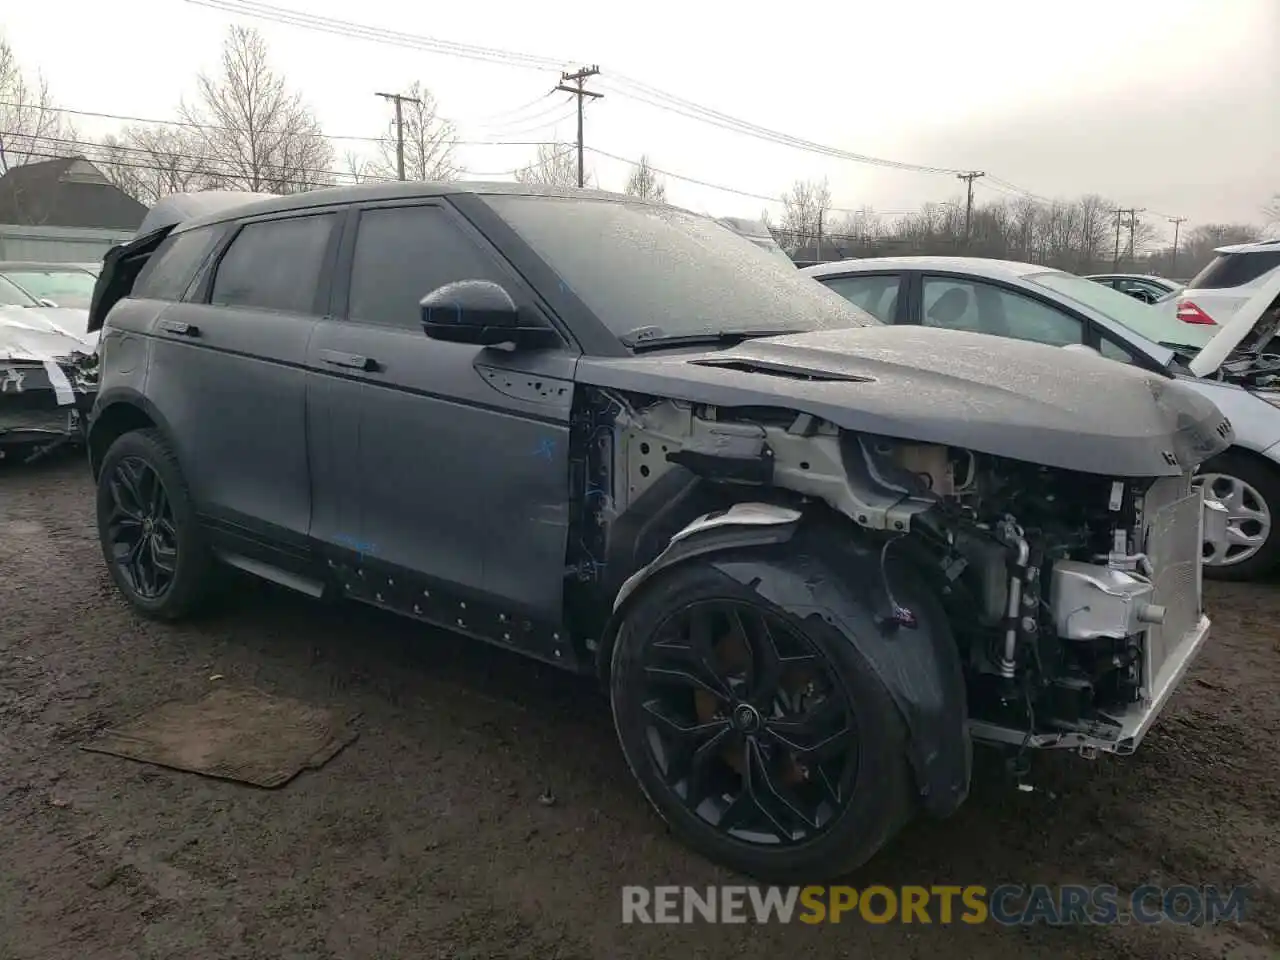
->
[133,225,223,301]
[819,274,902,322]
[1188,250,1280,290]
[210,214,337,315]
[345,204,509,330]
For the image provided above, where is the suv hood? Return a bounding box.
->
[1189,269,1280,377]
[575,325,1231,477]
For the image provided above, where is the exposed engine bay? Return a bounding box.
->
[569,388,1225,756]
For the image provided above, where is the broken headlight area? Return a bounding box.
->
[0,356,97,462]
[570,391,1214,758]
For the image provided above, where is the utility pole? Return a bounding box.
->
[1168,216,1187,275]
[555,66,603,188]
[956,171,985,249]
[816,208,823,263]
[1113,208,1123,269]
[1125,208,1146,263]
[376,91,421,181]
[1112,207,1143,269]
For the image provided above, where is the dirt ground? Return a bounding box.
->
[2,454,1278,960]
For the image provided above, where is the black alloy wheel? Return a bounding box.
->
[104,455,179,600]
[96,428,217,619]
[635,598,860,847]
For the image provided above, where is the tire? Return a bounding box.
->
[96,428,217,619]
[609,556,914,883]
[1199,451,1280,582]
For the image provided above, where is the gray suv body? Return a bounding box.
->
[86,182,1230,882]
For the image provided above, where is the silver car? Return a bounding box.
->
[804,256,1280,581]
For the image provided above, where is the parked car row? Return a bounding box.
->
[79,183,1239,882]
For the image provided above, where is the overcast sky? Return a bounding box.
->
[4,0,1278,240]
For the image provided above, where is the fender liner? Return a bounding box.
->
[605,504,972,819]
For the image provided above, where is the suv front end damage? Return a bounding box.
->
[570,387,1229,790]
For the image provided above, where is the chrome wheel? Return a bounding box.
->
[1198,471,1272,567]
[104,455,179,599]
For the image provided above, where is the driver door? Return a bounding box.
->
[306,200,579,627]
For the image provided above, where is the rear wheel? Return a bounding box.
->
[609,557,913,882]
[96,428,216,619]
[1198,451,1280,581]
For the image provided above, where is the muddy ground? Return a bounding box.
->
[1,454,1278,960]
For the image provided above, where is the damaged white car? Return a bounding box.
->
[0,275,98,462]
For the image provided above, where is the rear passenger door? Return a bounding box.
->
[150,212,340,557]
[306,200,578,627]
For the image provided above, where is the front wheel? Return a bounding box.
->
[96,428,216,619]
[609,557,914,883]
[1198,452,1280,582]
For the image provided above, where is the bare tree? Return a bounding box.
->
[0,35,76,174]
[513,142,585,188]
[778,177,832,253]
[343,150,375,184]
[1265,194,1280,230]
[370,82,459,182]
[179,25,334,194]
[96,124,216,204]
[623,154,666,202]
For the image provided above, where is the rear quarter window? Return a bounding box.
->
[1188,251,1280,290]
[133,226,223,302]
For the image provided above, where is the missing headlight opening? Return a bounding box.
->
[569,387,1217,763]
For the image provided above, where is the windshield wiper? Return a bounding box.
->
[620,326,799,350]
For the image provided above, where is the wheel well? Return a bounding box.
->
[1205,444,1280,484]
[88,403,156,478]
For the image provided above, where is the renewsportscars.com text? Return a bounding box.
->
[620,884,1249,925]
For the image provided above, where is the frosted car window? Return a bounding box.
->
[484,195,877,341]
[210,215,336,315]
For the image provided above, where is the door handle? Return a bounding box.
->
[159,320,200,337]
[320,349,377,371]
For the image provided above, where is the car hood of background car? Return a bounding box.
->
[0,307,97,360]
[574,325,1231,478]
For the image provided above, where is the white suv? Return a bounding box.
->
[1170,238,1280,342]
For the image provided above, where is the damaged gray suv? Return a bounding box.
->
[87,183,1231,882]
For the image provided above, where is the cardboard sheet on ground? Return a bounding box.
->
[82,687,359,788]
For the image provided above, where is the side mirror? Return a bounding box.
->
[420,280,557,348]
[1060,343,1101,357]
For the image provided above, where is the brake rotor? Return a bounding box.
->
[692,612,815,785]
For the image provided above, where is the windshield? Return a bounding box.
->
[1027,270,1194,348]
[0,274,39,307]
[3,268,96,307]
[485,196,877,342]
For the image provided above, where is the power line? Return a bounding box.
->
[182,0,967,177]
[583,147,921,216]
[0,100,568,146]
[185,0,569,71]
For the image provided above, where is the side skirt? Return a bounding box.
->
[325,552,582,672]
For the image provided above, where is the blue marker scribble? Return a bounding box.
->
[533,438,556,460]
[334,534,377,560]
